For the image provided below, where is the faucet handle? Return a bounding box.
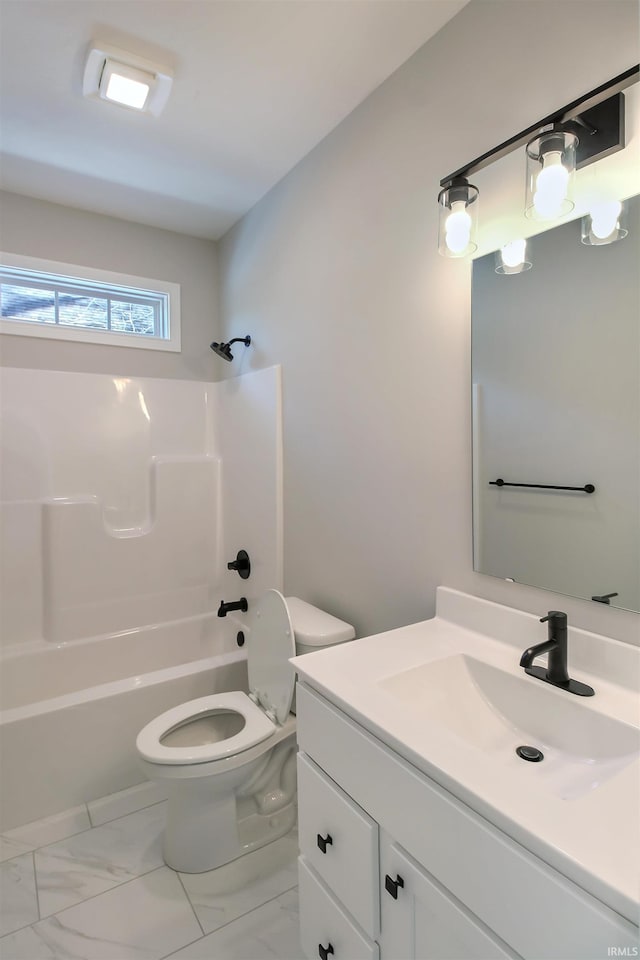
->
[227,549,251,580]
[540,610,567,624]
[591,592,618,604]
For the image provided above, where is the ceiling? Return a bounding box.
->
[0,0,469,239]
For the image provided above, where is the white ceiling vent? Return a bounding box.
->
[83,43,173,116]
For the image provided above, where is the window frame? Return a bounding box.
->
[0,252,181,352]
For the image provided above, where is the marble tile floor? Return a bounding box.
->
[0,790,302,960]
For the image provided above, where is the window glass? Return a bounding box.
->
[58,295,109,329]
[1,283,56,324]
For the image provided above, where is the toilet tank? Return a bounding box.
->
[286,597,355,655]
[286,597,355,715]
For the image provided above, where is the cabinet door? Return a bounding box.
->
[380,839,520,960]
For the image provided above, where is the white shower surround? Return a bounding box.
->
[0,364,283,830]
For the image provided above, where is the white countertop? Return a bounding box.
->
[291,587,640,925]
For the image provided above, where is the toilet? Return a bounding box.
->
[136,589,354,873]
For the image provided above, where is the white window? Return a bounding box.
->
[0,253,180,352]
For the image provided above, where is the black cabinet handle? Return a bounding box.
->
[319,944,334,960]
[317,833,333,854]
[385,873,404,899]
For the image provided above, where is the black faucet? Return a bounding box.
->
[217,598,248,618]
[520,611,594,697]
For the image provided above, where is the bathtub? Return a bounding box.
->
[0,614,248,831]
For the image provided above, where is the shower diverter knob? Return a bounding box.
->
[227,549,251,579]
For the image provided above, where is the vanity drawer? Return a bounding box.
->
[298,856,379,960]
[297,752,379,937]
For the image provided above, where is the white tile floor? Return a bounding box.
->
[0,789,303,960]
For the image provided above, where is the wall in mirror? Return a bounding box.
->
[472,195,639,613]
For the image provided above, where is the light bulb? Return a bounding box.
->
[500,238,527,268]
[533,151,569,219]
[589,200,622,240]
[105,73,150,109]
[445,200,472,254]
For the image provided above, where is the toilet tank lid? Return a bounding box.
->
[285,597,355,646]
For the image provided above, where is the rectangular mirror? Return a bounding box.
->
[471,195,639,612]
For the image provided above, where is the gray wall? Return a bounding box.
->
[0,192,220,380]
[218,0,640,644]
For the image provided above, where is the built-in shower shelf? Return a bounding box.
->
[41,455,220,538]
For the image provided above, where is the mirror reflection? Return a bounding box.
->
[471,195,639,612]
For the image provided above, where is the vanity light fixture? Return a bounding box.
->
[83,44,174,116]
[436,64,638,257]
[581,199,628,245]
[437,177,479,258]
[495,238,532,275]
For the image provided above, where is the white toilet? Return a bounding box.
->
[136,589,354,873]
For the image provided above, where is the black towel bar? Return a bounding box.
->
[489,479,595,493]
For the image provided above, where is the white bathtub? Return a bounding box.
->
[0,615,248,830]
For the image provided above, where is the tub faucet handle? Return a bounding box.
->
[227,550,251,580]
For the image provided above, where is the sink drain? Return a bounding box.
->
[516,745,544,762]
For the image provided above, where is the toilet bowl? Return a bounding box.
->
[136,589,354,873]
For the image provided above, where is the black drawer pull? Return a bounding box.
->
[385,873,404,899]
[317,833,333,854]
[319,944,334,960]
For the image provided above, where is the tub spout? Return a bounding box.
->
[217,598,248,617]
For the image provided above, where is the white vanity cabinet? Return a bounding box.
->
[295,681,639,960]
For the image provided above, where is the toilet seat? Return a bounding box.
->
[136,691,276,765]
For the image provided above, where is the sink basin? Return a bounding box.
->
[379,655,639,799]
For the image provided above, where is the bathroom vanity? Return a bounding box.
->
[291,589,640,960]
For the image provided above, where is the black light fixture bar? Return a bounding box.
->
[440,64,639,188]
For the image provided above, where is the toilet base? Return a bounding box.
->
[160,735,298,873]
[237,797,297,857]
[164,795,297,873]
[178,827,299,898]
[164,786,240,873]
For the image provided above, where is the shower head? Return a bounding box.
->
[209,335,251,361]
[210,341,233,361]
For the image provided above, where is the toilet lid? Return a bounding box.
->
[248,589,296,725]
